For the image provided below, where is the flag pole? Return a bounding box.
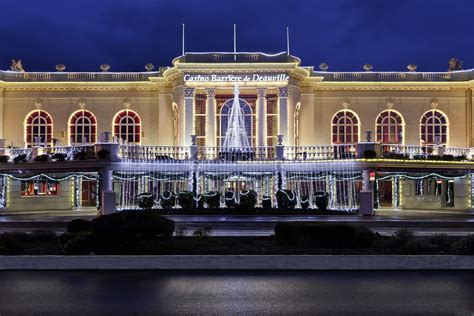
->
[182,23,185,56]
[234,24,237,61]
[286,26,290,55]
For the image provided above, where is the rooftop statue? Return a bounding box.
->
[10,59,25,72]
[448,58,462,71]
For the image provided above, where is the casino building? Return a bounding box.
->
[0,52,473,214]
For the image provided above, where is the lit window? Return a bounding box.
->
[331,110,359,144]
[113,109,141,144]
[218,97,254,147]
[420,110,448,145]
[69,110,97,145]
[21,180,60,196]
[376,110,404,144]
[24,110,53,147]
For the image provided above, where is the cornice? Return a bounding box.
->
[308,80,474,91]
[0,81,162,92]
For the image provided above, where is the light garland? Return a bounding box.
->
[0,173,96,182]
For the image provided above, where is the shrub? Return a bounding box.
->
[354,225,379,247]
[430,233,452,253]
[441,154,454,161]
[300,195,310,209]
[262,195,272,208]
[177,191,195,209]
[314,191,329,211]
[160,191,175,209]
[203,191,221,208]
[455,155,466,161]
[74,151,87,160]
[67,219,91,233]
[34,154,50,162]
[193,225,212,237]
[427,155,441,161]
[393,229,414,246]
[62,232,95,255]
[276,189,297,209]
[0,155,10,163]
[239,190,257,209]
[363,150,377,159]
[137,193,155,210]
[174,225,187,237]
[450,235,474,255]
[196,194,204,208]
[97,149,110,160]
[225,191,236,208]
[0,232,26,255]
[90,210,175,238]
[274,222,358,248]
[52,153,66,161]
[13,154,27,163]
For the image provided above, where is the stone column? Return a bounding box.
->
[184,87,195,147]
[360,170,374,216]
[101,168,115,215]
[256,88,267,147]
[205,88,216,147]
[0,87,4,139]
[278,87,289,146]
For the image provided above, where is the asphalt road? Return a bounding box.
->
[0,271,472,315]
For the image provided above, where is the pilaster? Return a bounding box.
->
[256,88,267,147]
[205,88,216,147]
[278,87,289,146]
[184,87,195,146]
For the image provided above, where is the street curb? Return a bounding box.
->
[0,255,472,270]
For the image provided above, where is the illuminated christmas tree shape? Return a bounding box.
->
[222,83,251,151]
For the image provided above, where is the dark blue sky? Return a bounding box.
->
[1,0,472,72]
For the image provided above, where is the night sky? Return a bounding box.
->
[1,0,472,72]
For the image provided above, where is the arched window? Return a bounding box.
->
[331,110,359,144]
[219,98,253,147]
[69,110,97,145]
[113,109,141,144]
[420,109,448,145]
[24,110,53,147]
[376,110,404,144]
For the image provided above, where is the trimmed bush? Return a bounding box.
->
[274,222,358,248]
[52,153,67,161]
[314,191,329,211]
[450,235,474,255]
[0,155,10,163]
[195,194,204,208]
[300,195,310,209]
[262,195,272,209]
[62,232,95,255]
[97,149,110,160]
[225,191,236,208]
[13,154,27,163]
[441,154,454,161]
[239,190,257,209]
[276,189,297,209]
[67,219,91,233]
[137,193,155,210]
[34,154,50,162]
[177,191,195,209]
[90,210,175,238]
[74,151,87,160]
[363,150,377,159]
[203,191,221,208]
[160,191,175,209]
[0,232,26,255]
[430,233,451,253]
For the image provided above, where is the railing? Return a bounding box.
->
[119,145,191,161]
[7,148,33,162]
[285,144,357,161]
[380,144,470,159]
[44,145,95,160]
[197,146,276,161]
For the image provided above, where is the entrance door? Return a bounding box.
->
[81,180,97,206]
[378,179,393,207]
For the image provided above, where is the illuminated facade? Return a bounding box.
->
[0,52,473,213]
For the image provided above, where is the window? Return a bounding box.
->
[194,94,207,147]
[376,110,404,144]
[21,180,60,196]
[420,110,448,145]
[331,110,359,144]
[415,178,442,196]
[266,94,278,147]
[218,96,255,147]
[24,110,53,147]
[113,109,141,144]
[69,110,97,145]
